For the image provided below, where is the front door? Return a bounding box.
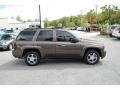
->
[55,30,81,59]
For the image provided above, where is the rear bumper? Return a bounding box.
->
[12,49,23,58]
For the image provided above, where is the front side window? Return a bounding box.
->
[36,30,53,41]
[56,31,74,42]
[17,31,36,41]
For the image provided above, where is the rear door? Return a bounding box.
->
[34,30,56,58]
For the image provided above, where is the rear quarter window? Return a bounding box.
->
[16,31,36,41]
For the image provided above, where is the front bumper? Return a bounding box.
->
[112,33,120,38]
[0,45,8,50]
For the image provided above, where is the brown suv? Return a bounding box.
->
[12,28,106,66]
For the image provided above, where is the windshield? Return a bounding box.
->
[0,29,6,34]
[115,26,120,30]
[0,34,11,40]
[6,30,13,33]
[111,26,118,30]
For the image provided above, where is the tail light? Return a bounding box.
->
[12,42,17,49]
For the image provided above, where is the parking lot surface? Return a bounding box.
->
[0,35,120,85]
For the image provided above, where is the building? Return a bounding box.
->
[0,17,44,30]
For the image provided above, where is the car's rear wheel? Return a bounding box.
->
[24,51,40,66]
[84,50,100,65]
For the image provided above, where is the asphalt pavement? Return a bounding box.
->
[0,35,120,85]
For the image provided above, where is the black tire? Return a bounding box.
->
[109,34,113,37]
[24,51,40,66]
[84,50,100,65]
[117,38,120,39]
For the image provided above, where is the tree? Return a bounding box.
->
[34,19,39,22]
[59,17,69,27]
[43,5,120,28]
[66,22,75,27]
[85,9,97,24]
[10,16,14,19]
[49,20,58,28]
[100,5,119,25]
[16,16,22,22]
[57,23,62,27]
[81,16,89,27]
[43,18,49,28]
[27,19,32,22]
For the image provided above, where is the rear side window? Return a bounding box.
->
[17,31,36,41]
[36,30,53,41]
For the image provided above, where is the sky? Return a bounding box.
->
[0,0,120,21]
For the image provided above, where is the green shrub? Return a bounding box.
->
[100,31,108,35]
[100,27,108,35]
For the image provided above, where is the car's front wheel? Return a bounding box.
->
[24,51,40,66]
[84,50,100,65]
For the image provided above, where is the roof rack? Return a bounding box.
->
[24,27,64,30]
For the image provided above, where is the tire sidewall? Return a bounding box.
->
[84,50,100,65]
[24,51,40,66]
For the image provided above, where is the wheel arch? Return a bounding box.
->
[22,48,41,58]
[84,47,102,58]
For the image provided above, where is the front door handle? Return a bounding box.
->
[57,44,66,47]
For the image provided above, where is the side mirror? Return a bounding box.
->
[18,37,26,41]
[70,38,79,43]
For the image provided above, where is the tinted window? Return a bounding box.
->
[36,30,53,41]
[0,29,6,34]
[111,26,117,30]
[116,26,120,30]
[17,31,36,41]
[11,34,17,39]
[1,35,11,40]
[56,31,74,42]
[6,30,13,33]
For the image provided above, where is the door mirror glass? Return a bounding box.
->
[70,38,79,43]
[18,37,26,41]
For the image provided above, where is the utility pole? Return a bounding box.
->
[80,10,82,26]
[39,5,41,28]
[95,5,99,25]
[108,5,111,25]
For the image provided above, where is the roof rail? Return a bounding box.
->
[24,27,64,30]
